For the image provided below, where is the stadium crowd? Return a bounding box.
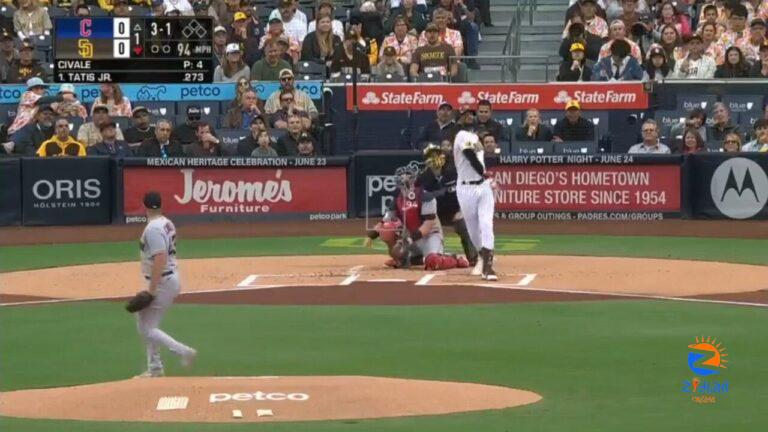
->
[0,0,491,83]
[557,0,768,81]
[0,0,767,158]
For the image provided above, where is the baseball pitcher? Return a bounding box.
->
[127,191,197,377]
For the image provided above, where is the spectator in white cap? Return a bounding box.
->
[52,83,87,119]
[259,16,301,63]
[212,26,228,69]
[269,0,307,43]
[214,43,251,82]
[264,68,318,118]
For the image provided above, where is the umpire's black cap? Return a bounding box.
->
[143,191,162,209]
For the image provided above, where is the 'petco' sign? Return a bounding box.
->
[347,83,648,111]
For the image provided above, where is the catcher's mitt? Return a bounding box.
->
[389,238,412,269]
[125,290,155,313]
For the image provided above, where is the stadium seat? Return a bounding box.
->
[88,5,108,16]
[44,6,68,17]
[415,73,444,82]
[33,34,52,49]
[267,127,287,143]
[722,95,765,114]
[113,116,130,132]
[32,49,48,63]
[0,104,15,126]
[494,111,521,127]
[334,7,349,21]
[177,101,221,117]
[328,73,370,83]
[295,61,326,80]
[0,5,15,19]
[581,111,609,139]
[539,110,561,128]
[67,117,84,136]
[653,110,686,139]
[511,141,552,155]
[705,141,723,151]
[372,73,407,82]
[739,110,763,128]
[129,5,150,16]
[676,94,718,112]
[141,101,177,117]
[216,129,249,155]
[553,140,598,155]
[41,62,54,80]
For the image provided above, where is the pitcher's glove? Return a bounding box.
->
[125,290,155,313]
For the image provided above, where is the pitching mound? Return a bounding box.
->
[0,376,542,423]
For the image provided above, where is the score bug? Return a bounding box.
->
[53,17,214,83]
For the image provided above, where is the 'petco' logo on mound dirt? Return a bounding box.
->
[209,392,310,402]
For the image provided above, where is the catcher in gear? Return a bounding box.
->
[366,166,470,270]
[416,143,479,266]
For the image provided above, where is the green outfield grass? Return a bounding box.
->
[1,234,768,272]
[1,235,767,431]
[1,300,766,432]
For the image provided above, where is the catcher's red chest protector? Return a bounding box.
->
[396,188,423,233]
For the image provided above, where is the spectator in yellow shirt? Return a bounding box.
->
[36,117,87,157]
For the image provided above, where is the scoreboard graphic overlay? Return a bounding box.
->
[54,17,213,83]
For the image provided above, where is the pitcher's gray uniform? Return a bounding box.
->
[138,216,195,375]
[453,129,497,280]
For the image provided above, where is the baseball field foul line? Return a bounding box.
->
[481,284,768,308]
[237,275,259,287]
[415,274,439,285]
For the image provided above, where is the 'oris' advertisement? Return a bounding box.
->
[21,158,111,225]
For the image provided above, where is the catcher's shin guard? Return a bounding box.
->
[425,253,468,270]
[453,218,478,265]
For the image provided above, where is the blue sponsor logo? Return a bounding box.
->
[0,81,323,105]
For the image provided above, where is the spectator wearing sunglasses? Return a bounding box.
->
[269,89,311,130]
[263,68,318,119]
[172,105,204,146]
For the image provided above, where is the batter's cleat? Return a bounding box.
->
[482,269,498,281]
[181,349,197,369]
[456,256,470,268]
[480,248,498,281]
[384,258,398,268]
[134,369,164,378]
[470,258,483,275]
